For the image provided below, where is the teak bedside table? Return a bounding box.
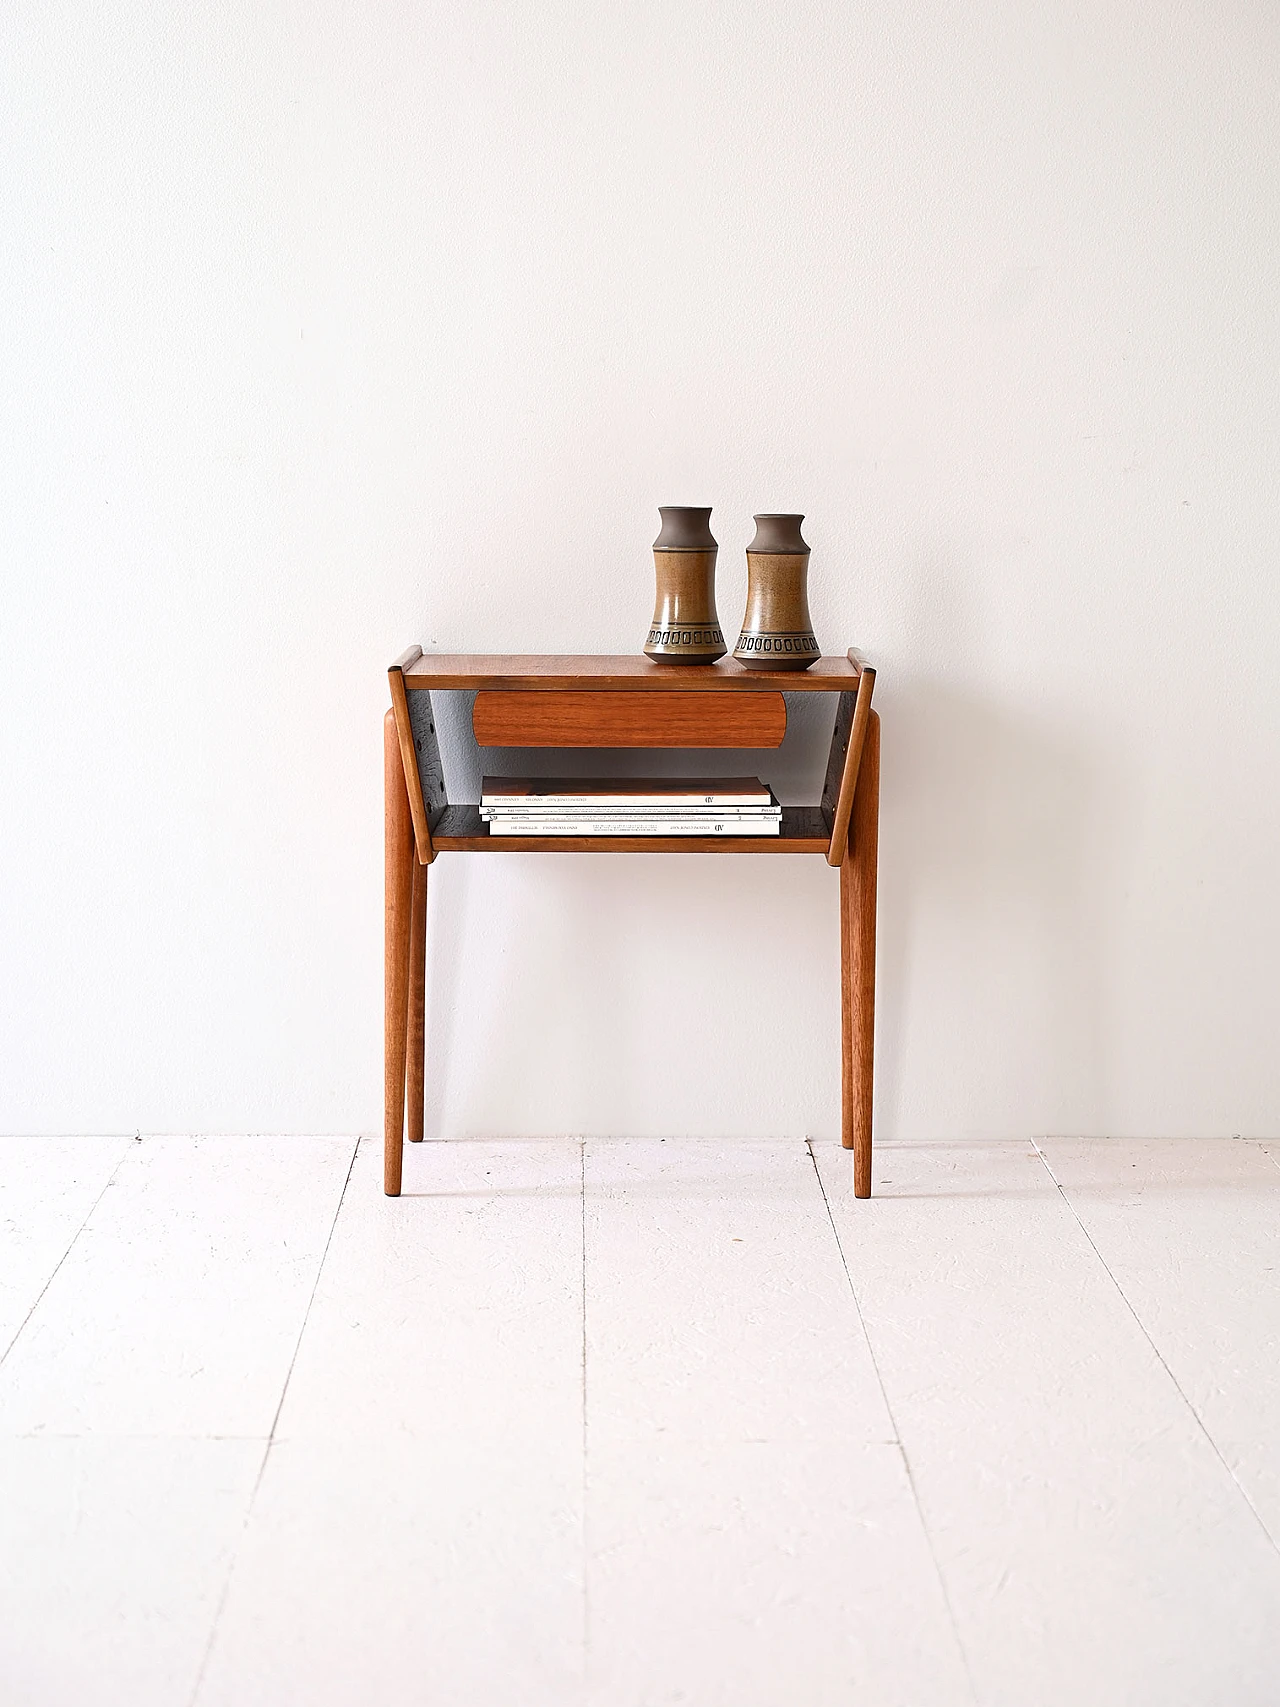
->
[383,650,880,1199]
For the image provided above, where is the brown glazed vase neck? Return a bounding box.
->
[654,507,717,552]
[747,513,809,555]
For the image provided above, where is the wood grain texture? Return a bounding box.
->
[825,666,876,867]
[388,666,434,864]
[406,860,427,1144]
[389,644,424,674]
[401,653,864,692]
[472,689,786,748]
[431,804,829,853]
[384,711,414,1196]
[840,712,879,1196]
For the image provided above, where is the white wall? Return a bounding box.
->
[3,1,1278,1140]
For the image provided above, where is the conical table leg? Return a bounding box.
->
[841,711,879,1198]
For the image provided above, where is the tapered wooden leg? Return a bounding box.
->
[384,710,414,1196]
[406,859,427,1143]
[841,711,879,1197]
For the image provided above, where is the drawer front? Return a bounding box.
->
[472,690,787,748]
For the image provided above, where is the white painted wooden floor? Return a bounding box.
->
[3,1136,1280,1706]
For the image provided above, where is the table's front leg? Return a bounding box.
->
[384,709,415,1195]
[840,710,880,1197]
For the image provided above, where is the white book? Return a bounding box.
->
[481,775,774,810]
[487,816,782,837]
[481,805,782,822]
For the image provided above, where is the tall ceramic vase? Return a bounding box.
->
[643,507,726,664]
[733,513,821,670]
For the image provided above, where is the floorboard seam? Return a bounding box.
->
[1030,1137,1280,1562]
[805,1141,981,1705]
[184,1134,361,1707]
[0,1136,134,1368]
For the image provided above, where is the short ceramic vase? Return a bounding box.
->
[733,513,821,670]
[643,507,727,664]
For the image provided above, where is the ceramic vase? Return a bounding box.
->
[643,507,726,664]
[733,514,821,670]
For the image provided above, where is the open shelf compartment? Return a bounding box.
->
[431,803,831,852]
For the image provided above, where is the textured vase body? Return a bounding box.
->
[733,513,820,670]
[644,507,726,664]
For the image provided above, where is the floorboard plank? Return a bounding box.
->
[584,1141,972,1705]
[813,1140,1280,1707]
[584,1139,893,1446]
[198,1138,586,1706]
[0,1137,356,1438]
[587,1438,974,1707]
[195,1435,584,1707]
[0,1437,261,1707]
[0,1136,131,1360]
[272,1137,584,1443]
[1040,1137,1280,1551]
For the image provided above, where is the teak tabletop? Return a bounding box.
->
[383,649,880,1202]
[399,651,866,692]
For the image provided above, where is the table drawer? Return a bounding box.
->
[472,689,787,748]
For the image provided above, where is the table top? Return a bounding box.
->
[395,649,867,692]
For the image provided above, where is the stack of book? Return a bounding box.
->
[480,776,782,836]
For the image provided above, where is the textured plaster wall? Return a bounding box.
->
[3,2,1279,1138]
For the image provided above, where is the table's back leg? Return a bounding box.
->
[384,710,414,1195]
[840,711,880,1197]
[406,861,427,1143]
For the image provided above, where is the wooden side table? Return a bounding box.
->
[383,651,880,1198]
